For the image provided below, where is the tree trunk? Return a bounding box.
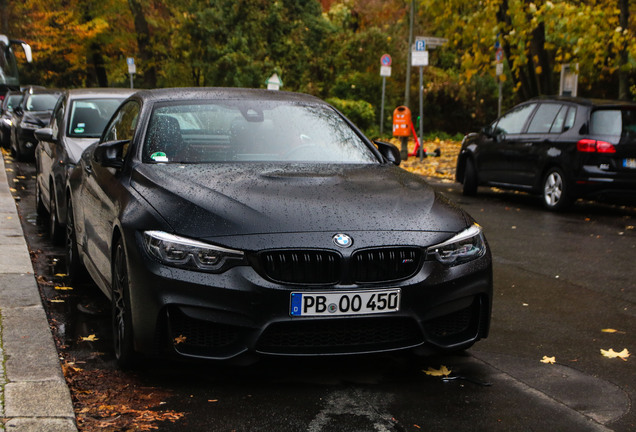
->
[127,0,157,88]
[618,0,629,100]
[497,0,553,100]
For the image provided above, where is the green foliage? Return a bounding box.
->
[7,0,634,138]
[326,97,376,131]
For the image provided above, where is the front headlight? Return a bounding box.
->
[143,231,245,272]
[426,224,486,266]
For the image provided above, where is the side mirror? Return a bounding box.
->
[374,140,401,166]
[93,139,129,169]
[34,127,54,143]
[481,125,494,138]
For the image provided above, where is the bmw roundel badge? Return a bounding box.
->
[333,233,353,248]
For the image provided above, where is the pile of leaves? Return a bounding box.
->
[393,138,462,181]
[63,363,185,431]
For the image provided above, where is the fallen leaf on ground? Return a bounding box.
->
[601,329,625,334]
[600,348,630,361]
[540,356,556,364]
[174,335,187,345]
[81,334,99,342]
[55,286,73,291]
[423,365,452,377]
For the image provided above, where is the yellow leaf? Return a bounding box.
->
[423,365,452,377]
[54,273,68,277]
[81,334,99,342]
[174,335,187,345]
[54,286,73,291]
[601,328,625,334]
[50,299,65,303]
[540,356,556,364]
[600,348,630,361]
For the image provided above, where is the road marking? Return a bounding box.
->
[307,389,395,432]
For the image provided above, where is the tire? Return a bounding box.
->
[35,178,47,217]
[112,238,139,368]
[462,158,478,196]
[49,188,64,244]
[542,167,572,211]
[65,198,87,283]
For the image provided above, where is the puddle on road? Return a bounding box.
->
[39,254,114,364]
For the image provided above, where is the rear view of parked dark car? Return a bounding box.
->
[456,96,636,210]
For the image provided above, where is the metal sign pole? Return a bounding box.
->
[419,66,424,161]
[380,76,386,135]
[498,80,502,117]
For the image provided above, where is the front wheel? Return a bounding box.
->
[542,167,572,211]
[112,239,139,368]
[462,158,478,196]
[49,189,64,244]
[35,177,47,217]
[65,198,87,283]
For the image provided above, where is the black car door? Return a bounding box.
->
[477,102,537,184]
[510,103,565,187]
[81,101,140,285]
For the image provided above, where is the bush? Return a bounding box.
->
[326,97,376,132]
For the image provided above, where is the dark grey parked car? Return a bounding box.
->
[34,88,134,242]
[0,90,23,148]
[456,96,636,210]
[65,87,493,368]
[11,87,62,160]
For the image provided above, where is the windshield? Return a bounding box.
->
[26,94,60,111]
[590,108,636,141]
[68,98,126,138]
[4,94,22,111]
[142,100,378,164]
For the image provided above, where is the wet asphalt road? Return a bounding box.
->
[5,155,636,432]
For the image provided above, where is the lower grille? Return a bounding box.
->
[422,298,483,346]
[167,308,240,356]
[256,317,423,355]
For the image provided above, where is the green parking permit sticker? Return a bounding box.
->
[151,151,168,162]
[74,127,85,133]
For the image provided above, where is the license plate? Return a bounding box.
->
[290,289,401,317]
[624,158,636,169]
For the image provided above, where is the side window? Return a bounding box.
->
[102,101,140,159]
[495,103,537,135]
[564,107,577,131]
[527,103,562,133]
[549,105,567,133]
[51,98,65,139]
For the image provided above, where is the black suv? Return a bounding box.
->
[456,96,636,210]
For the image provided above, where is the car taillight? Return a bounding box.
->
[577,139,616,153]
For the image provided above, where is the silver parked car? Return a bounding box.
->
[34,88,134,242]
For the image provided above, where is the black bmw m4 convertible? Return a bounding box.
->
[65,87,492,367]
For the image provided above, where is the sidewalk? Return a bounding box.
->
[0,153,77,431]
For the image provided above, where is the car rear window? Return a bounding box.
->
[590,108,636,139]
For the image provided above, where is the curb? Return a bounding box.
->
[0,152,77,431]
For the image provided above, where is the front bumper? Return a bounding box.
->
[124,231,493,361]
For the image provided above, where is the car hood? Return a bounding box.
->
[23,111,52,126]
[65,137,98,164]
[130,163,468,239]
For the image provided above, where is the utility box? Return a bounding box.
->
[392,106,412,137]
